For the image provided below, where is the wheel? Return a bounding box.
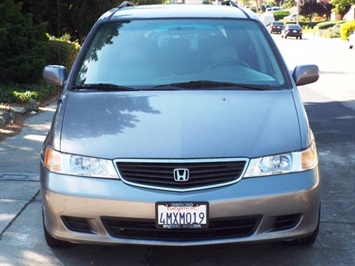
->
[296,37,298,39]
[42,210,75,248]
[211,59,250,69]
[300,36,302,40]
[284,35,287,39]
[289,206,320,246]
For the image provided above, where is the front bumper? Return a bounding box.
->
[40,165,320,246]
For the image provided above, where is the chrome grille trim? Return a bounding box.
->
[113,158,249,192]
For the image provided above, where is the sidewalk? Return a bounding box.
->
[0,102,57,237]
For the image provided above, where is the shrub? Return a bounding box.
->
[318,24,342,38]
[299,22,319,29]
[0,82,60,104]
[340,20,355,40]
[273,10,290,21]
[47,35,81,72]
[316,20,345,30]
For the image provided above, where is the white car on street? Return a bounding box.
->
[284,13,298,21]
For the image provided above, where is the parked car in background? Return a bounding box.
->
[266,6,281,12]
[281,24,303,39]
[348,31,355,49]
[268,21,284,34]
[284,13,298,21]
[41,2,320,248]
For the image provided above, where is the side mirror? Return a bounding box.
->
[292,64,319,86]
[43,65,67,87]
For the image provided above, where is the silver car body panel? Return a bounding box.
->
[41,167,320,246]
[59,90,303,159]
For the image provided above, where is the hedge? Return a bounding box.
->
[47,38,81,72]
[316,20,345,30]
[273,10,290,21]
[0,82,59,104]
[0,36,80,104]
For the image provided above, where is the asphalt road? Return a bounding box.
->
[0,34,354,266]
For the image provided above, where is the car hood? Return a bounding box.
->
[60,90,302,159]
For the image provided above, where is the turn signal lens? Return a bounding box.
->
[44,147,62,172]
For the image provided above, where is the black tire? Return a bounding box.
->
[42,210,75,248]
[289,207,320,246]
[300,36,302,40]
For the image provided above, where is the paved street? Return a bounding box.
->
[0,34,354,265]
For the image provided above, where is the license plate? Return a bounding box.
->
[293,30,297,33]
[156,202,208,229]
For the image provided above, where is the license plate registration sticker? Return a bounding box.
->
[156,202,208,229]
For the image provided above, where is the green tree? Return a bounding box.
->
[0,0,48,84]
[330,0,355,18]
[15,0,163,43]
[317,0,333,20]
[300,0,319,22]
[14,0,60,36]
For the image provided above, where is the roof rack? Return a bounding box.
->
[221,0,238,7]
[118,1,135,9]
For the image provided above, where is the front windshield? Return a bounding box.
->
[75,19,286,89]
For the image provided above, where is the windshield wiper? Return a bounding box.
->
[71,83,137,91]
[153,80,269,90]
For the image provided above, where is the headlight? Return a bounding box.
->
[244,142,318,178]
[44,146,119,179]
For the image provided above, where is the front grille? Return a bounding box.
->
[115,159,247,191]
[102,216,260,241]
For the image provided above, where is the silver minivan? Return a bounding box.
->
[41,3,320,247]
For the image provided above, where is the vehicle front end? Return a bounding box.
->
[40,4,320,247]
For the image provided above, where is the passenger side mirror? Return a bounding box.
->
[292,64,319,86]
[43,65,67,87]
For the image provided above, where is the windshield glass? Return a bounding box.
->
[75,19,286,89]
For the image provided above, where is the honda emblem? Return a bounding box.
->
[174,168,189,182]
